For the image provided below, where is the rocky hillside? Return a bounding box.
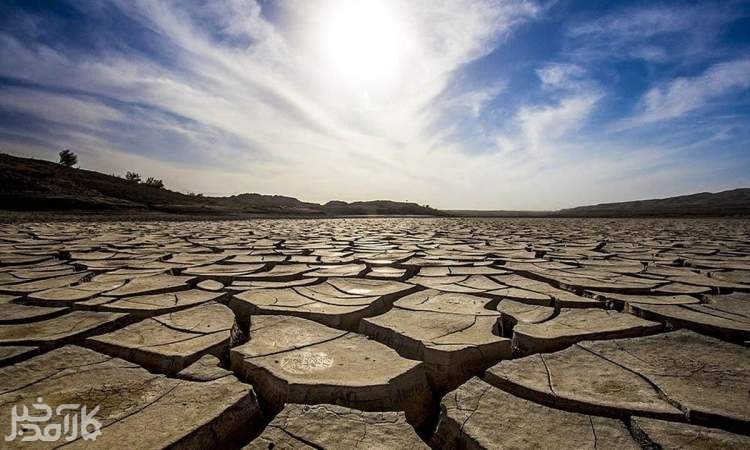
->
[0,153,442,216]
[557,188,750,217]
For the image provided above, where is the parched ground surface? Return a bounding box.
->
[0,217,748,449]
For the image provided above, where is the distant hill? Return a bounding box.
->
[449,189,750,217]
[0,153,442,217]
[445,210,553,217]
[3,153,747,218]
[556,189,750,217]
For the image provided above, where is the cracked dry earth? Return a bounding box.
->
[0,218,748,449]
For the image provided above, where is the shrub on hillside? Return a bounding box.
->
[125,171,141,183]
[144,177,164,188]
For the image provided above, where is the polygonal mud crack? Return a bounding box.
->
[229,278,417,331]
[1,218,749,449]
[360,289,511,391]
[230,315,434,427]
[0,346,264,449]
[487,330,750,431]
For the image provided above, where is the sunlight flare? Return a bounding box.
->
[314,0,411,88]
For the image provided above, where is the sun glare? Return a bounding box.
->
[316,0,410,88]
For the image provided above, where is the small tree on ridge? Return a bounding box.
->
[58,149,78,167]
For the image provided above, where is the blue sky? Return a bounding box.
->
[0,0,749,209]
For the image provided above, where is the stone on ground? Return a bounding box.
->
[653,282,712,295]
[227,278,319,291]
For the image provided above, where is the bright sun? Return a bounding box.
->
[316,0,410,87]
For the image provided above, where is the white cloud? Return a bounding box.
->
[495,89,601,158]
[519,94,600,155]
[442,81,508,118]
[536,63,586,90]
[569,6,699,39]
[566,3,740,63]
[625,58,750,125]
[0,87,124,126]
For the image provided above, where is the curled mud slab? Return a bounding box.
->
[0,310,128,348]
[433,377,640,450]
[87,302,240,374]
[230,315,433,427]
[510,307,663,355]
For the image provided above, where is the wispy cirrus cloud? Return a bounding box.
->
[565,2,745,63]
[633,58,750,125]
[514,92,601,156]
[536,63,587,91]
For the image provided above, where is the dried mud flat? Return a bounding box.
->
[0,217,749,449]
